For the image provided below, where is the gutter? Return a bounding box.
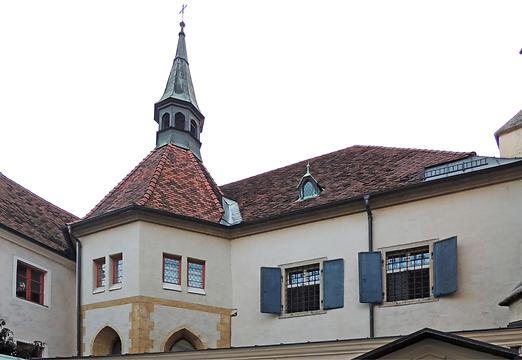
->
[363,194,375,338]
[67,225,82,357]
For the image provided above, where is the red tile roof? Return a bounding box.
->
[0,173,78,257]
[86,144,224,223]
[220,145,474,223]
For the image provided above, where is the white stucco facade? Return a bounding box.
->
[0,228,76,357]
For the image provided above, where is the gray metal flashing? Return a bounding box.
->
[220,197,243,226]
[424,156,522,181]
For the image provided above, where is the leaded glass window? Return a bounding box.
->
[386,246,430,301]
[285,263,320,313]
[163,254,181,285]
[188,259,205,289]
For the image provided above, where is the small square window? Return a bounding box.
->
[163,254,181,285]
[187,259,205,289]
[110,253,123,285]
[385,246,430,302]
[94,257,106,289]
[284,263,321,314]
[16,261,45,305]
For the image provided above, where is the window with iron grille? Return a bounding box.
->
[163,254,181,285]
[94,257,106,289]
[285,263,320,313]
[16,261,45,305]
[111,253,123,285]
[187,258,205,289]
[386,246,430,302]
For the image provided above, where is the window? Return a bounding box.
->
[161,113,170,130]
[163,254,181,285]
[110,253,123,285]
[297,163,322,201]
[285,263,321,313]
[94,257,106,289]
[190,120,198,138]
[174,112,185,130]
[302,180,319,199]
[385,246,430,302]
[260,258,344,315]
[16,261,45,305]
[187,258,205,289]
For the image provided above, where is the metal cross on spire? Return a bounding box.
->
[179,4,187,22]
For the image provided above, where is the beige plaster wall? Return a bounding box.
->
[138,222,232,309]
[230,180,522,346]
[81,222,141,304]
[0,229,76,357]
[83,304,131,356]
[499,129,522,158]
[509,298,522,324]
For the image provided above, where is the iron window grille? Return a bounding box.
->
[163,254,182,285]
[386,246,430,302]
[187,258,205,289]
[285,263,321,313]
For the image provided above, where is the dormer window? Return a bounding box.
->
[297,163,323,201]
[175,112,185,130]
[161,113,170,130]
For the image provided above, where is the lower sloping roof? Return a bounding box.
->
[354,328,520,359]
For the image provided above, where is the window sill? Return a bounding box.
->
[15,296,48,309]
[279,309,326,319]
[380,296,438,307]
[187,287,206,295]
[163,283,182,292]
[93,288,105,294]
[109,283,122,291]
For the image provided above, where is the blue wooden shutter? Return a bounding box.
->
[358,252,383,304]
[323,258,344,309]
[260,267,281,314]
[433,236,457,297]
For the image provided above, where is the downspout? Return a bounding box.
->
[68,225,82,358]
[363,194,375,338]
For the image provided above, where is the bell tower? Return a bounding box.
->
[154,21,205,160]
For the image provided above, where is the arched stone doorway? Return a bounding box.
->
[164,328,205,352]
[92,326,122,356]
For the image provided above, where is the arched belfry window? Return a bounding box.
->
[161,113,170,130]
[190,120,198,138]
[175,112,185,130]
[297,163,323,201]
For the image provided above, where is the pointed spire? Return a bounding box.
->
[158,21,200,111]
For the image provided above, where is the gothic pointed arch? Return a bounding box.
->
[163,328,205,352]
[92,326,123,356]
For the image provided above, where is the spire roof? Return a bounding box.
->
[158,21,200,111]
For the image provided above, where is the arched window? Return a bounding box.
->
[92,326,122,356]
[161,113,170,130]
[297,163,322,201]
[164,328,204,352]
[190,120,198,138]
[175,112,185,130]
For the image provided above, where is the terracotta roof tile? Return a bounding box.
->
[0,173,78,257]
[86,145,224,223]
[221,145,474,223]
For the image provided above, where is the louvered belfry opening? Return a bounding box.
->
[386,246,430,301]
[285,263,320,313]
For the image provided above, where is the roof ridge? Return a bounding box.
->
[221,145,475,188]
[0,173,78,220]
[136,146,170,207]
[188,150,223,212]
[84,148,159,219]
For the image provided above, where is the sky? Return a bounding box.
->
[1,0,522,217]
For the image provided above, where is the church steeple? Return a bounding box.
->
[154,21,205,160]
